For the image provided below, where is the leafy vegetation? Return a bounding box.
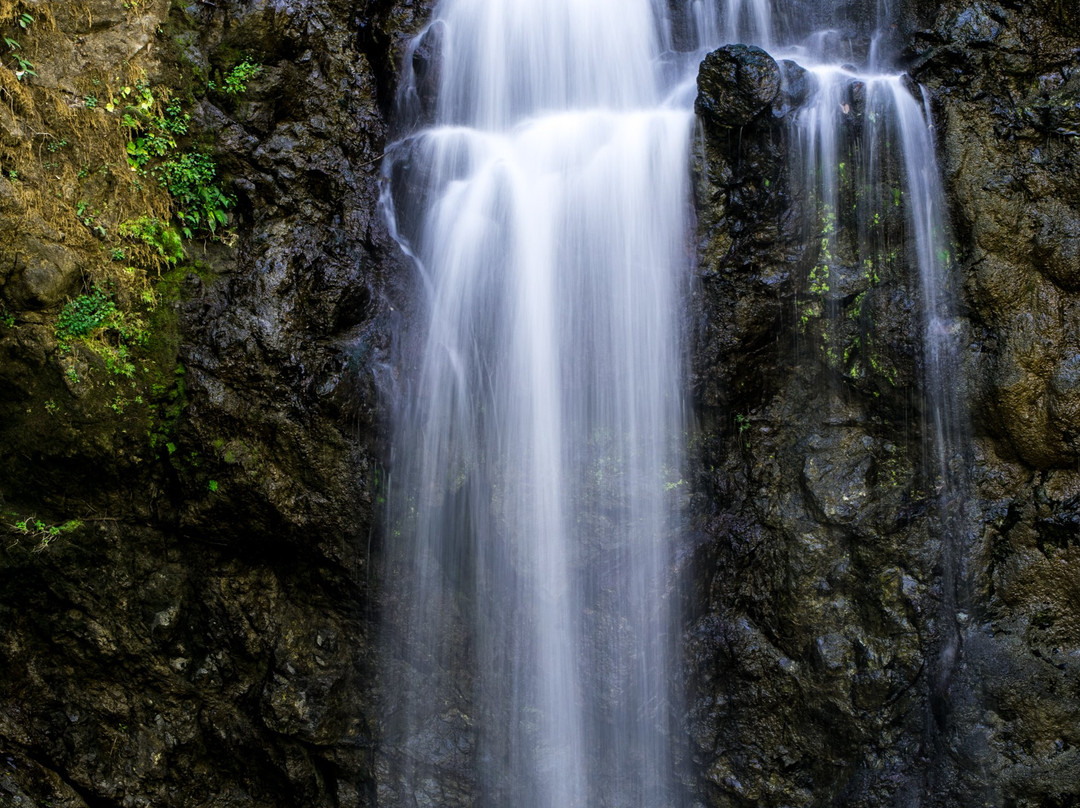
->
[8,515,82,554]
[124,96,187,168]
[158,151,232,237]
[2,10,35,79]
[223,59,262,95]
[56,287,149,380]
[56,288,119,343]
[0,15,235,474]
[115,81,233,238]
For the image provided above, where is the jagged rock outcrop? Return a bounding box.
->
[688,46,935,807]
[911,1,1080,803]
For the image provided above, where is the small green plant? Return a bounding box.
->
[158,152,232,236]
[207,479,219,493]
[120,85,190,171]
[74,201,109,238]
[3,35,35,80]
[16,13,33,29]
[223,59,262,95]
[84,94,97,109]
[734,413,751,449]
[158,102,189,135]
[55,287,150,383]
[56,288,118,344]
[103,345,137,378]
[114,82,231,238]
[126,130,175,168]
[10,516,82,554]
[106,80,154,115]
[117,87,168,170]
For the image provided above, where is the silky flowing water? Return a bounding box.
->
[381,0,964,804]
[380,2,712,805]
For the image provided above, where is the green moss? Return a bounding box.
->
[809,263,830,295]
[119,216,185,263]
[868,352,899,386]
[144,315,186,453]
[849,290,868,320]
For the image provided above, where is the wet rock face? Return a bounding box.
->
[1,528,374,808]
[907,0,1080,473]
[910,0,1080,802]
[405,21,443,126]
[687,0,1080,804]
[688,52,933,805]
[933,54,1080,469]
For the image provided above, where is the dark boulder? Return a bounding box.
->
[696,45,782,128]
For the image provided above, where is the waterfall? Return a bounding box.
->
[381,1,708,805]
[380,0,965,802]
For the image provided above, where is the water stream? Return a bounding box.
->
[381,2,711,805]
[381,0,964,804]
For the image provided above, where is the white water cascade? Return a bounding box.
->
[381,0,964,802]
[381,2,715,805]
